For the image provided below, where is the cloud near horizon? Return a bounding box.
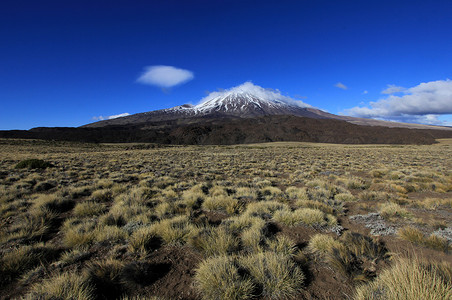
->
[92,112,130,121]
[137,65,194,88]
[334,82,348,90]
[342,79,452,125]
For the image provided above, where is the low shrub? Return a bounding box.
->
[15,159,53,170]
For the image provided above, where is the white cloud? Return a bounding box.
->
[342,79,452,125]
[92,112,130,121]
[334,82,348,90]
[362,90,368,95]
[198,81,312,108]
[137,65,194,88]
[108,113,130,119]
[381,84,405,94]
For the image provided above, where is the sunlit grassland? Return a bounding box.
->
[0,138,451,299]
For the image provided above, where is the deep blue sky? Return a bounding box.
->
[1,0,452,129]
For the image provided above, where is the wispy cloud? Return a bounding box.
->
[334,82,348,90]
[362,90,368,95]
[137,65,194,88]
[381,84,405,94]
[92,112,130,121]
[342,79,452,125]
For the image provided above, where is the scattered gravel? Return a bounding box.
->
[432,227,452,244]
[123,221,145,234]
[329,225,345,236]
[349,212,397,236]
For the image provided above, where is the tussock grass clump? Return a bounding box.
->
[240,252,304,299]
[345,177,369,190]
[224,214,266,234]
[27,271,94,300]
[267,235,297,257]
[235,187,258,201]
[417,197,452,210]
[86,259,124,300]
[295,199,335,214]
[244,201,289,219]
[241,220,267,253]
[108,201,152,224]
[398,226,450,252]
[182,185,205,209]
[6,207,57,242]
[194,255,255,300]
[354,258,452,300]
[150,215,198,245]
[62,218,97,248]
[341,232,386,260]
[260,186,284,200]
[15,159,53,169]
[33,193,73,213]
[91,189,113,202]
[308,233,387,280]
[398,226,425,245]
[0,244,56,284]
[286,186,308,200]
[73,201,106,218]
[273,208,333,227]
[59,248,90,266]
[203,195,241,214]
[379,202,411,219]
[115,186,153,206]
[308,234,345,257]
[189,227,240,257]
[334,192,356,202]
[128,226,162,254]
[358,191,391,202]
[94,225,128,243]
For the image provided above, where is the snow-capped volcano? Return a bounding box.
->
[191,82,311,116]
[84,82,324,127]
[83,82,452,130]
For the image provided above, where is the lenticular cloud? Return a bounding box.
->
[137,65,194,88]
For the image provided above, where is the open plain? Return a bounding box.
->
[1,139,451,299]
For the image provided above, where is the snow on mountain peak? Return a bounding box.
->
[196,82,311,109]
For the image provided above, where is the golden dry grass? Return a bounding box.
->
[0,139,451,299]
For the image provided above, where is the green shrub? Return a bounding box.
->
[15,159,53,169]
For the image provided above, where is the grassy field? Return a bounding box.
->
[1,138,451,299]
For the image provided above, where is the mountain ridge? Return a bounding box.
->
[83,82,452,131]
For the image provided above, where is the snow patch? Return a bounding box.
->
[196,82,311,110]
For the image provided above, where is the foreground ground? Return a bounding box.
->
[0,139,451,299]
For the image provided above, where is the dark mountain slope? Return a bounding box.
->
[3,115,451,145]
